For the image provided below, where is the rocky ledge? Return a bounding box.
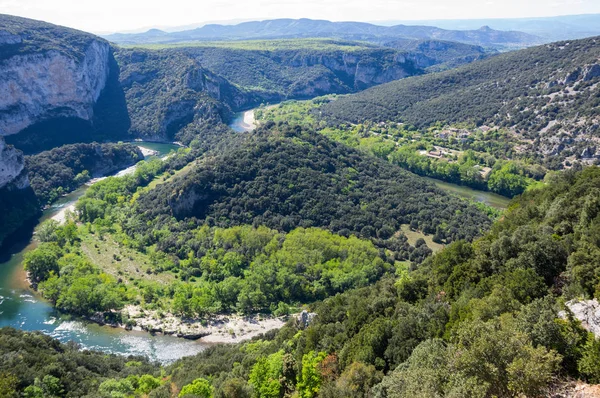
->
[0,136,28,189]
[559,299,600,336]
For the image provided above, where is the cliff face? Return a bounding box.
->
[282,50,418,94]
[0,136,28,189]
[0,136,37,249]
[0,40,110,136]
[0,15,130,152]
[116,48,255,141]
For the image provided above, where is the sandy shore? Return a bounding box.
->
[243,110,256,130]
[51,204,76,224]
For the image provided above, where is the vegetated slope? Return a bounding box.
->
[135,122,491,243]
[0,14,130,153]
[115,41,424,142]
[24,122,490,330]
[0,328,160,396]
[104,18,539,49]
[25,142,143,204]
[115,38,499,142]
[115,48,250,142]
[320,36,600,164]
[50,166,600,398]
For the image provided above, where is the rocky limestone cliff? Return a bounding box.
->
[0,136,27,189]
[283,50,417,92]
[561,299,600,336]
[116,48,253,141]
[0,39,111,136]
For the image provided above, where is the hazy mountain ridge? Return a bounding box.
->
[103,18,540,49]
[380,13,600,42]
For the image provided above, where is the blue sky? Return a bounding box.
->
[1,0,600,33]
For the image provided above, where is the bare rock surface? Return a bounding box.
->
[0,40,110,136]
[560,299,600,336]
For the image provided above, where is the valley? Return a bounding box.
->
[3,10,600,398]
[0,143,213,363]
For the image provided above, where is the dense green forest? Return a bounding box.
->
[134,123,490,241]
[256,99,544,197]
[319,36,600,167]
[8,167,600,396]
[25,142,143,205]
[0,328,161,397]
[23,123,491,319]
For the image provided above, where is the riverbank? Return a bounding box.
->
[92,305,289,344]
[0,141,203,363]
[230,109,257,132]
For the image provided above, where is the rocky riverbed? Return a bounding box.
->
[93,305,290,343]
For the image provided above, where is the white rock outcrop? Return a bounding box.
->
[0,39,111,136]
[0,136,27,189]
[560,299,600,336]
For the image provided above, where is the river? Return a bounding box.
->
[423,177,511,209]
[0,115,507,363]
[0,142,213,364]
[229,109,257,132]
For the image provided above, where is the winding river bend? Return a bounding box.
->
[0,110,508,364]
[0,142,213,364]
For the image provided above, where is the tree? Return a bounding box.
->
[23,243,61,284]
[99,378,135,397]
[297,351,328,398]
[578,334,600,383]
[248,351,284,398]
[220,378,251,398]
[36,220,60,243]
[138,375,162,394]
[179,378,213,398]
[0,373,18,398]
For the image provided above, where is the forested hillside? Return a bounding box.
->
[0,328,160,397]
[22,123,490,322]
[320,36,600,166]
[25,142,143,204]
[10,167,600,397]
[135,123,490,241]
[115,40,423,142]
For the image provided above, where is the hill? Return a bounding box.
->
[11,166,600,397]
[103,18,539,49]
[319,36,600,167]
[134,123,491,243]
[23,123,491,322]
[115,40,430,142]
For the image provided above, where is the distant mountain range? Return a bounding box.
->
[103,18,540,49]
[374,14,600,42]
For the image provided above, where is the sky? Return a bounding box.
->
[1,0,600,34]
